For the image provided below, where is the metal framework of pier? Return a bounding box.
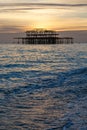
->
[15,29,74,44]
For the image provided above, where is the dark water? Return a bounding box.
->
[0,44,87,130]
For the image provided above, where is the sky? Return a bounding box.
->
[0,0,87,33]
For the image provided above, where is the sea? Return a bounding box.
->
[0,43,87,130]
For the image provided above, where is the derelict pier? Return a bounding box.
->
[15,29,74,44]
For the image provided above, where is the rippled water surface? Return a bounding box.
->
[0,44,87,130]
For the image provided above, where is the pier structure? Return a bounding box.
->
[15,29,74,44]
[56,37,73,44]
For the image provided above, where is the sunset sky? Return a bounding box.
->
[0,0,87,33]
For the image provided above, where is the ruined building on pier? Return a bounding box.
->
[15,29,74,44]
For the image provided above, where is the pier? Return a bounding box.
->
[15,29,74,44]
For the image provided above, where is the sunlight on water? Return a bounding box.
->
[0,44,87,130]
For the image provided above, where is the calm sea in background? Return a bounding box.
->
[0,43,87,130]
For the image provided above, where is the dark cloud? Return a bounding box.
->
[56,26,87,31]
[0,3,87,13]
[0,25,24,32]
[0,7,42,13]
[0,3,87,7]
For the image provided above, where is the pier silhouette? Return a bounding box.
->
[15,29,74,44]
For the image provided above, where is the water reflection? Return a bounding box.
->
[0,44,87,129]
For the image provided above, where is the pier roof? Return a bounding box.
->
[26,29,59,35]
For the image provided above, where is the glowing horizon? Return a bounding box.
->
[0,0,87,33]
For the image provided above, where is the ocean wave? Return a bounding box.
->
[0,67,87,97]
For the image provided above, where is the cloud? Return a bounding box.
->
[0,2,87,32]
[0,7,42,13]
[56,25,87,31]
[0,2,87,7]
[0,2,87,13]
[0,25,24,33]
